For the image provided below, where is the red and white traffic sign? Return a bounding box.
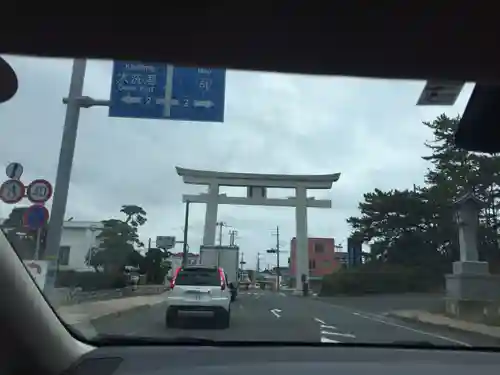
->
[27,179,53,204]
[0,179,25,204]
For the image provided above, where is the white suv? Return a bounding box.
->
[166,266,231,329]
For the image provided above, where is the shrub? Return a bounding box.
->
[55,270,127,290]
[319,263,444,296]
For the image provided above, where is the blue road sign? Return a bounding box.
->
[109,61,226,122]
[23,204,49,230]
[347,237,362,267]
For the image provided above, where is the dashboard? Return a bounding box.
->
[67,346,500,375]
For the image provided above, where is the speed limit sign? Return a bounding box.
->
[27,179,53,203]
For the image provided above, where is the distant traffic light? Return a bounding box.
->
[266,249,277,254]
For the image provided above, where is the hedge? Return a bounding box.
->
[55,270,127,291]
[319,263,444,296]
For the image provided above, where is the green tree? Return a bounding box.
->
[85,205,147,274]
[422,114,500,267]
[140,247,172,284]
[347,113,500,275]
[347,188,442,268]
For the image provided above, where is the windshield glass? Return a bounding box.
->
[2,55,499,348]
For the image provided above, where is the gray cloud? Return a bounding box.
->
[0,55,473,268]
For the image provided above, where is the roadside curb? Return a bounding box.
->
[91,299,168,322]
[62,299,167,327]
[385,311,500,339]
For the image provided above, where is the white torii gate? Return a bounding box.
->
[175,166,341,294]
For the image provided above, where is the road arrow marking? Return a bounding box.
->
[194,100,214,108]
[270,308,282,318]
[156,98,180,105]
[320,337,339,343]
[121,94,142,104]
[155,98,214,108]
[320,324,337,330]
[314,318,326,324]
[321,330,356,338]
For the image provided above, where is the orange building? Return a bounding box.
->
[289,237,339,282]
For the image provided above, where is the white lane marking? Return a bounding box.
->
[350,311,471,347]
[320,324,337,330]
[321,337,339,343]
[270,308,282,318]
[314,317,326,324]
[279,292,286,297]
[321,330,356,338]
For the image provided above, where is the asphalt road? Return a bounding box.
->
[92,289,500,347]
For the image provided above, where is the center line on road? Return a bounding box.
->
[314,318,326,324]
[321,330,356,338]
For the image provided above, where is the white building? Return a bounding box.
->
[58,220,103,271]
[1,218,102,272]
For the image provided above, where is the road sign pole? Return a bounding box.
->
[34,228,41,260]
[43,58,87,293]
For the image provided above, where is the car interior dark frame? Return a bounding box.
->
[2,3,500,375]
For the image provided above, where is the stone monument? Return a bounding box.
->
[445,191,500,322]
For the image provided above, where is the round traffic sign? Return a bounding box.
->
[0,179,25,204]
[27,179,53,203]
[5,162,23,180]
[23,204,49,230]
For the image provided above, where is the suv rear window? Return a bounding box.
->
[175,268,220,286]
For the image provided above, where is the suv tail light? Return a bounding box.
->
[170,267,181,289]
[218,268,226,290]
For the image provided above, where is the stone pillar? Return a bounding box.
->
[452,192,488,275]
[202,183,219,246]
[294,186,309,294]
[445,192,500,322]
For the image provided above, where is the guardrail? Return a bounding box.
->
[47,285,169,307]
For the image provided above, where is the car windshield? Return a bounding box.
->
[175,269,220,286]
[2,54,500,348]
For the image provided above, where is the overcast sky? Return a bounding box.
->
[0,55,473,269]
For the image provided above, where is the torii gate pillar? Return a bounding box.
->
[203,183,219,246]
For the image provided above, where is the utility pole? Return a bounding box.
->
[267,225,282,291]
[216,221,226,246]
[256,252,261,273]
[229,229,238,246]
